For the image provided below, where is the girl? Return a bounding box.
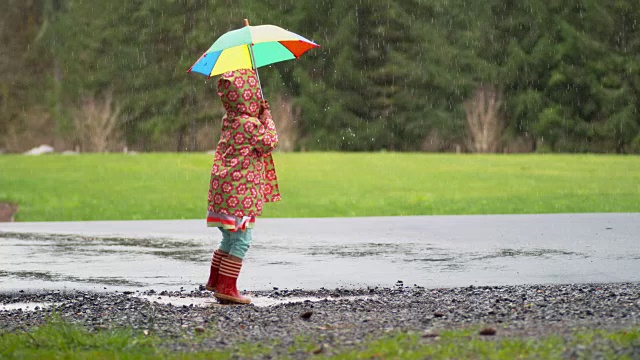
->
[204,69,280,304]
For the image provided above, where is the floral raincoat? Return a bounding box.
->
[206,69,280,230]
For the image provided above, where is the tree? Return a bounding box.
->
[465,86,505,152]
[48,0,248,151]
[0,0,50,149]
[289,0,480,151]
[4,0,638,153]
[485,0,640,153]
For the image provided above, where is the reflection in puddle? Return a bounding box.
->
[0,232,200,250]
[137,294,374,308]
[267,261,295,265]
[307,243,422,257]
[0,270,145,287]
[149,249,206,262]
[475,248,585,260]
[417,257,455,262]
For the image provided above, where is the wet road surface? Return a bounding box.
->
[1,213,639,292]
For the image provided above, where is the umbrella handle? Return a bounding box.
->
[244,19,265,99]
[248,44,263,94]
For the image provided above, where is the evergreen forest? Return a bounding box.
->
[1,0,639,153]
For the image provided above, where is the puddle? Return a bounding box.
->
[2,215,639,291]
[137,294,374,308]
[0,294,373,312]
[0,302,61,312]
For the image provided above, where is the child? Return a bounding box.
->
[205,69,280,304]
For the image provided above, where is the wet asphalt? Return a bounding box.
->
[1,213,639,292]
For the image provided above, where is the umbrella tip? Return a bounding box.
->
[243,19,249,27]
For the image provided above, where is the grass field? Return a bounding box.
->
[1,318,637,359]
[0,153,639,221]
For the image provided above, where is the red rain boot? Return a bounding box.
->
[214,257,251,304]
[205,249,227,291]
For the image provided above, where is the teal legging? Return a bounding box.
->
[218,228,252,259]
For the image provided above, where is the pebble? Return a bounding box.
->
[479,327,497,336]
[421,330,440,338]
[300,310,313,320]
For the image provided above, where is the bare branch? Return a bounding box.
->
[73,91,122,152]
[271,95,300,152]
[464,86,506,153]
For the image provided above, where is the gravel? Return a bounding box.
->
[1,282,639,358]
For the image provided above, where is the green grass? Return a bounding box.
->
[1,318,638,359]
[0,316,272,359]
[0,153,638,221]
[331,327,640,359]
[0,316,158,359]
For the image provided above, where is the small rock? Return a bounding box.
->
[300,310,313,320]
[421,331,440,338]
[479,327,497,336]
[312,344,328,355]
[24,144,54,155]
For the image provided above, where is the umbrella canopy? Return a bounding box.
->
[188,20,319,78]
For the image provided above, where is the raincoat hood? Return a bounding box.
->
[217,69,263,118]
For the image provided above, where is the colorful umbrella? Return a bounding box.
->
[187,19,319,87]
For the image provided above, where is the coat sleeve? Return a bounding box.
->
[250,111,278,156]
